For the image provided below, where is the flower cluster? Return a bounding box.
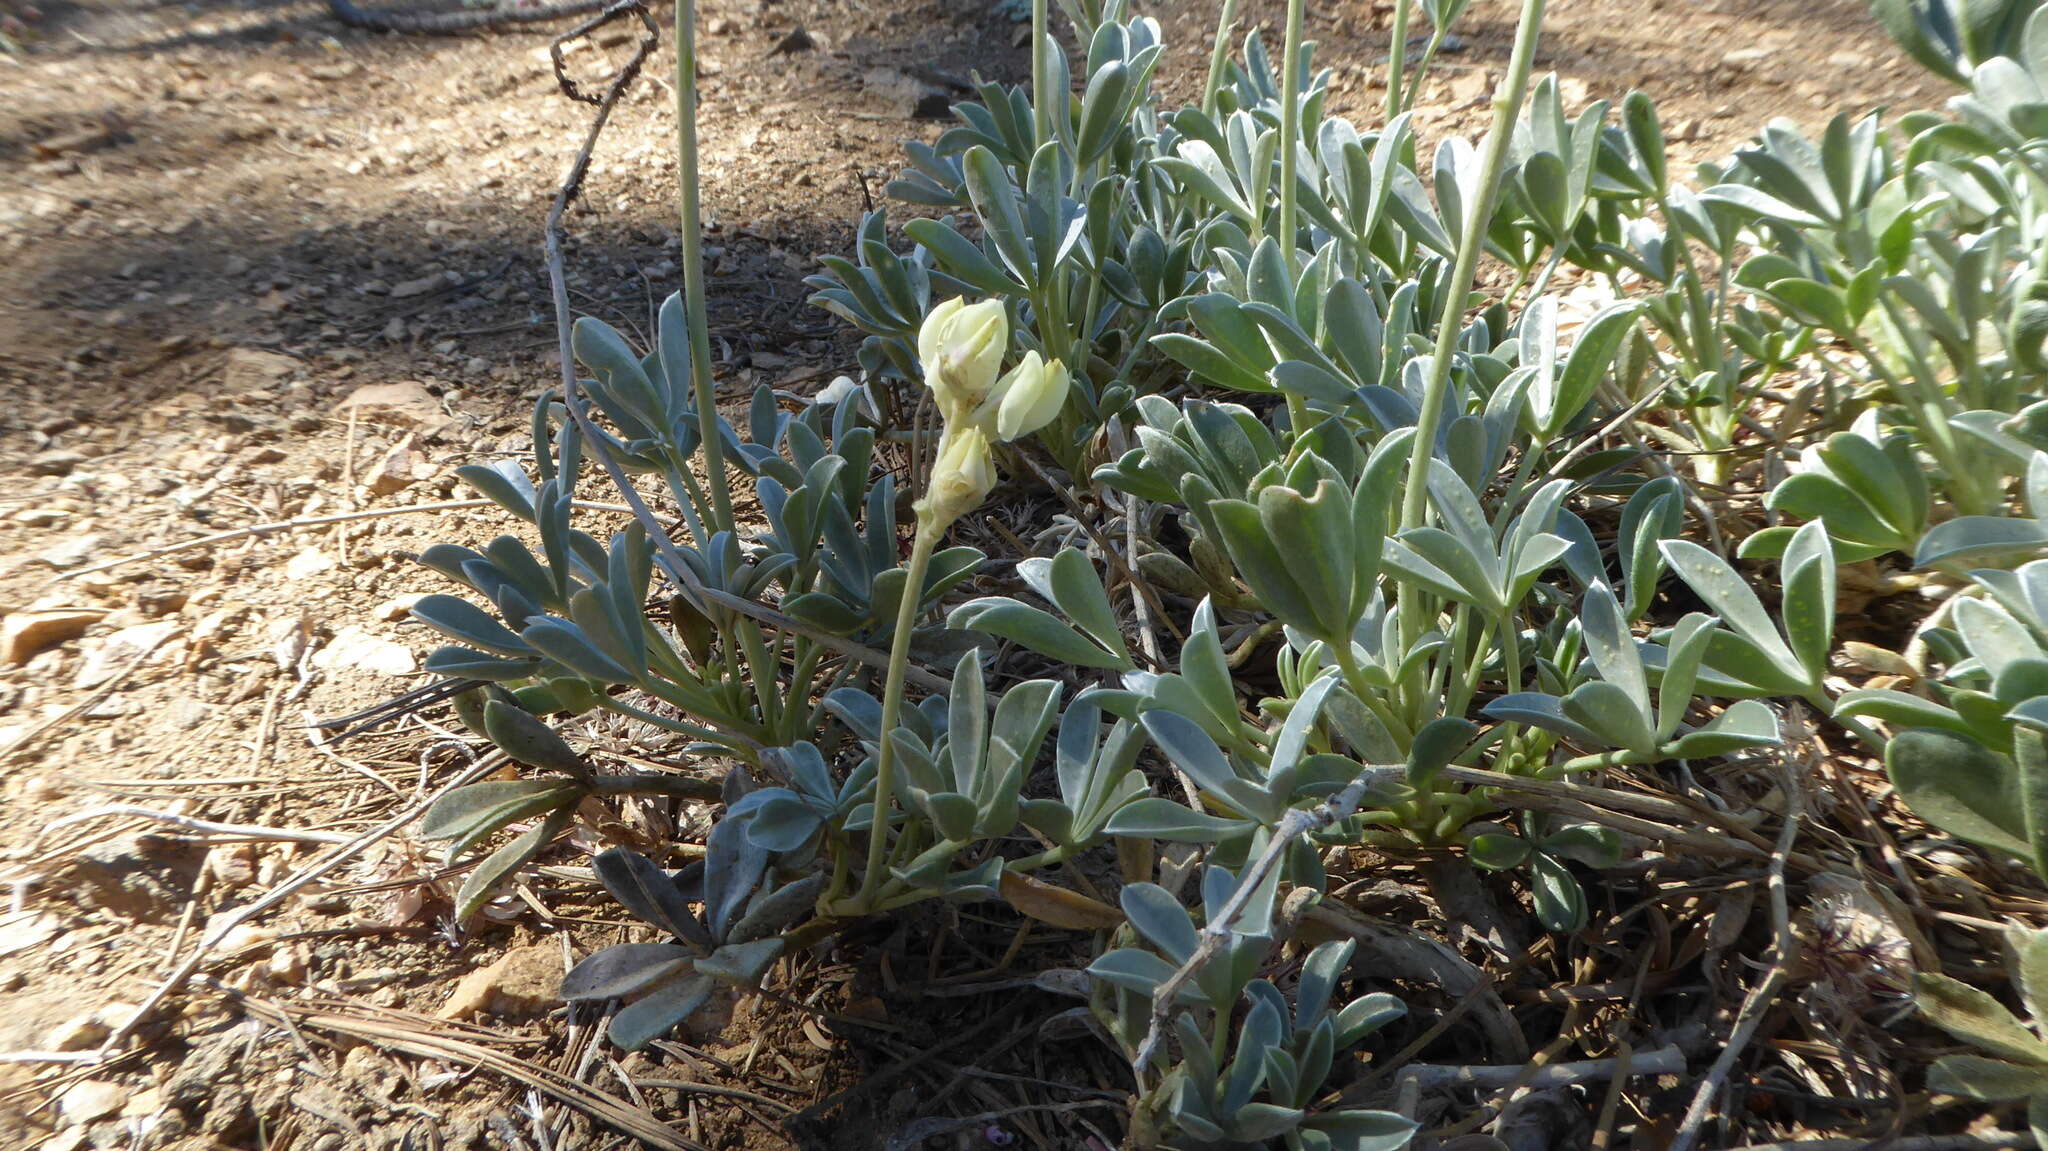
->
[913,298,1070,530]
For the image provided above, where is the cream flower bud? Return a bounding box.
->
[920,425,996,528]
[991,353,1071,442]
[918,298,1008,419]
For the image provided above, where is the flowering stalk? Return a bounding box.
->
[849,300,1070,911]
[1395,0,1550,684]
[675,0,734,536]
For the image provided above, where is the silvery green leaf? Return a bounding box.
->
[456,461,539,522]
[1666,700,1782,758]
[1120,882,1200,963]
[422,780,579,868]
[1660,540,1805,685]
[962,146,1037,287]
[1530,853,1587,931]
[1042,549,1134,664]
[1579,582,1649,719]
[1916,515,2048,569]
[1408,717,1477,786]
[1302,1109,1419,1151]
[607,971,716,1052]
[1957,596,2046,679]
[1105,797,1253,842]
[1542,824,1622,868]
[412,594,534,658]
[1835,688,1975,738]
[1780,521,1837,684]
[1271,672,1342,780]
[593,847,710,947]
[480,700,586,777]
[1142,710,1272,820]
[1213,496,1328,633]
[1655,613,1719,741]
[1468,832,1533,870]
[1230,1102,1308,1142]
[1294,939,1357,1030]
[1888,729,2029,861]
[1087,948,1211,1004]
[561,944,696,1001]
[1562,681,1658,754]
[695,938,784,987]
[729,873,826,945]
[1483,693,1601,746]
[702,817,769,940]
[1333,992,1407,1048]
[522,619,633,684]
[1926,1054,2048,1101]
[1221,994,1285,1115]
[455,807,570,920]
[1917,970,2048,1064]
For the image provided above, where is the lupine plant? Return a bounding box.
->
[365,0,2048,1142]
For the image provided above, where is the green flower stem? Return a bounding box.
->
[1277,0,1305,276]
[853,520,943,909]
[1278,0,1310,439]
[676,0,735,537]
[1384,0,1413,118]
[1397,0,1549,655]
[1202,0,1241,118]
[1033,0,1052,149]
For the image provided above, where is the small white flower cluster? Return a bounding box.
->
[913,298,1071,530]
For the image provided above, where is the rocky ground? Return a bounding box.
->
[0,0,1943,1147]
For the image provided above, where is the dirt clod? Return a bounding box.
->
[438,944,565,1020]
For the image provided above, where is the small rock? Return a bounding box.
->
[1448,69,1490,106]
[334,380,446,432]
[72,833,201,921]
[389,273,447,299]
[862,68,950,119]
[221,348,299,394]
[46,1012,111,1052]
[1,607,105,665]
[285,547,335,580]
[1723,47,1769,68]
[37,532,104,570]
[439,945,565,1020]
[373,593,427,622]
[59,1080,126,1126]
[30,448,86,476]
[134,582,189,617]
[364,442,417,496]
[75,619,181,689]
[310,626,416,676]
[14,505,70,527]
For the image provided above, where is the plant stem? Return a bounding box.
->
[1277,0,1305,277]
[1384,0,1413,118]
[1278,0,1309,438]
[1396,0,1549,653]
[675,0,734,537]
[855,522,941,907]
[1033,0,1052,149]
[1202,0,1242,118]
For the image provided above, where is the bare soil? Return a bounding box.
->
[0,0,1949,1148]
